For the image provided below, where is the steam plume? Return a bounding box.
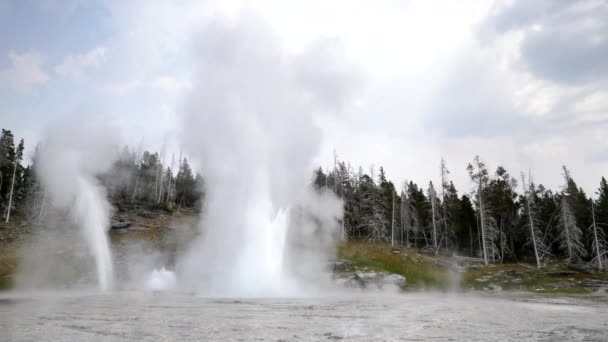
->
[178,15,357,296]
[34,118,120,291]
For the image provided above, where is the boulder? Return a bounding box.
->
[339,273,365,288]
[419,246,436,255]
[568,263,594,273]
[137,211,156,218]
[505,270,524,278]
[543,270,577,277]
[475,275,492,282]
[111,221,132,229]
[329,261,353,273]
[338,272,407,289]
[580,279,608,287]
[435,260,450,269]
[485,284,502,292]
[547,282,571,289]
[382,274,407,288]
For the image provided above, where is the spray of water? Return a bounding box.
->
[178,15,358,296]
[36,119,120,291]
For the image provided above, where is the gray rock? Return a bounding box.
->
[341,274,366,288]
[355,272,382,287]
[568,263,594,273]
[330,261,353,273]
[419,247,436,255]
[475,276,492,282]
[338,272,407,289]
[580,279,608,287]
[547,282,571,289]
[382,274,407,288]
[543,270,577,277]
[486,284,502,291]
[137,211,155,218]
[111,221,132,229]
[505,270,524,278]
[435,260,450,269]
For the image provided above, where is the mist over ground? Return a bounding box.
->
[1,1,608,341]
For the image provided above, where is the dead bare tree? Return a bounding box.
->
[5,138,24,223]
[521,172,549,269]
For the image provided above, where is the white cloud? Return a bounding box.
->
[151,76,192,92]
[0,51,49,90]
[55,46,107,79]
[103,79,142,95]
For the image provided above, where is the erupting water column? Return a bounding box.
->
[38,120,119,291]
[178,16,355,296]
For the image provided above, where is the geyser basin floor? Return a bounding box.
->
[1,292,607,341]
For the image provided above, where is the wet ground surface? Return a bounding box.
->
[1,291,607,341]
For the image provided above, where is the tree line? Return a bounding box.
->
[314,155,608,270]
[2,127,607,270]
[0,128,204,225]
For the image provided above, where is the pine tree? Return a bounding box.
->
[0,129,16,203]
[590,199,607,270]
[400,183,412,247]
[428,181,439,251]
[359,170,388,242]
[485,166,518,262]
[596,177,608,229]
[467,156,499,265]
[5,138,24,222]
[559,166,586,263]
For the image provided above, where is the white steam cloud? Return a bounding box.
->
[177,15,358,296]
[34,118,121,291]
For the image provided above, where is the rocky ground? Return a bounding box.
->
[2,211,608,296]
[337,242,608,296]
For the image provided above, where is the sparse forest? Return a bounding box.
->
[314,155,608,270]
[0,128,204,225]
[2,127,608,269]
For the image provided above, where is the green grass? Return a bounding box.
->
[338,242,457,290]
[0,248,17,290]
[338,241,608,295]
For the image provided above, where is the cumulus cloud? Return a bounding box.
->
[151,76,192,93]
[0,51,49,90]
[55,46,107,79]
[103,79,142,95]
[481,0,608,84]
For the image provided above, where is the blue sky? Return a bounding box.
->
[1,0,607,194]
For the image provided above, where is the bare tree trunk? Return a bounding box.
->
[5,161,17,222]
[591,200,603,271]
[521,174,541,269]
[131,176,140,205]
[479,182,488,265]
[37,190,47,224]
[430,184,438,251]
[561,197,573,261]
[391,191,395,247]
[440,158,449,249]
[468,224,473,256]
[166,153,175,206]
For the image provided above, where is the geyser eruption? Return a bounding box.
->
[36,120,120,291]
[178,16,357,296]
